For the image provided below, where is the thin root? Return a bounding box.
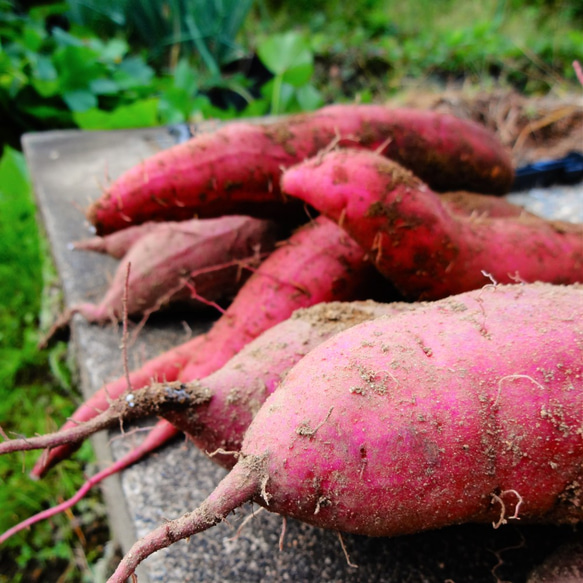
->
[337,532,358,568]
[121,261,133,392]
[279,516,287,551]
[206,448,240,459]
[227,507,266,541]
[491,489,523,529]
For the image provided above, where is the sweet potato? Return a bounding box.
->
[440,190,536,219]
[1,301,410,459]
[87,105,513,234]
[68,215,277,324]
[31,216,380,477]
[71,221,164,258]
[0,300,418,542]
[165,300,415,465]
[281,148,583,299]
[106,282,583,582]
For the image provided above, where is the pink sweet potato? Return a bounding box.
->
[68,215,277,324]
[32,216,379,477]
[1,301,404,458]
[87,105,513,234]
[440,190,536,219]
[71,221,164,258]
[165,300,415,465]
[108,282,583,582]
[281,148,583,299]
[0,300,416,542]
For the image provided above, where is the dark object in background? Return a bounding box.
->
[205,54,274,111]
[513,152,583,191]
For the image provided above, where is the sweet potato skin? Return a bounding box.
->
[246,283,583,535]
[108,283,583,583]
[164,300,416,466]
[281,149,583,299]
[72,221,163,258]
[176,215,379,382]
[73,215,277,323]
[33,216,378,476]
[440,190,536,219]
[88,105,513,234]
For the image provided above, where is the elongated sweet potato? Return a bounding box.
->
[0,301,406,458]
[166,300,416,465]
[440,190,536,219]
[281,148,583,299]
[72,221,163,258]
[87,105,513,234]
[69,215,277,323]
[31,216,380,477]
[107,282,583,582]
[0,300,418,542]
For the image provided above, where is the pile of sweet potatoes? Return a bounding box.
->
[1,103,582,582]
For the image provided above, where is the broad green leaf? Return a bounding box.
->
[257,32,313,76]
[87,36,129,62]
[173,58,198,94]
[62,89,97,111]
[113,56,155,89]
[51,26,86,47]
[29,54,59,97]
[89,77,120,95]
[281,61,314,87]
[31,78,60,98]
[295,83,323,111]
[22,24,45,51]
[52,45,104,90]
[240,97,270,118]
[277,81,295,112]
[158,87,189,124]
[99,38,129,62]
[21,103,73,123]
[33,54,58,82]
[73,98,159,129]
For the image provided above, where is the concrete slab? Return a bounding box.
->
[22,124,582,583]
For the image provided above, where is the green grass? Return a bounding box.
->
[0,148,108,582]
[256,0,583,95]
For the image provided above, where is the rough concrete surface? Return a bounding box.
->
[22,124,582,583]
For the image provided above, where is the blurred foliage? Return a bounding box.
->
[0,147,108,582]
[260,0,583,96]
[65,0,254,72]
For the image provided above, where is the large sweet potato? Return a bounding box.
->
[281,148,583,299]
[107,282,583,582]
[87,105,514,234]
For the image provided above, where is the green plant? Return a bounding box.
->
[257,31,323,113]
[66,0,255,73]
[0,147,108,581]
